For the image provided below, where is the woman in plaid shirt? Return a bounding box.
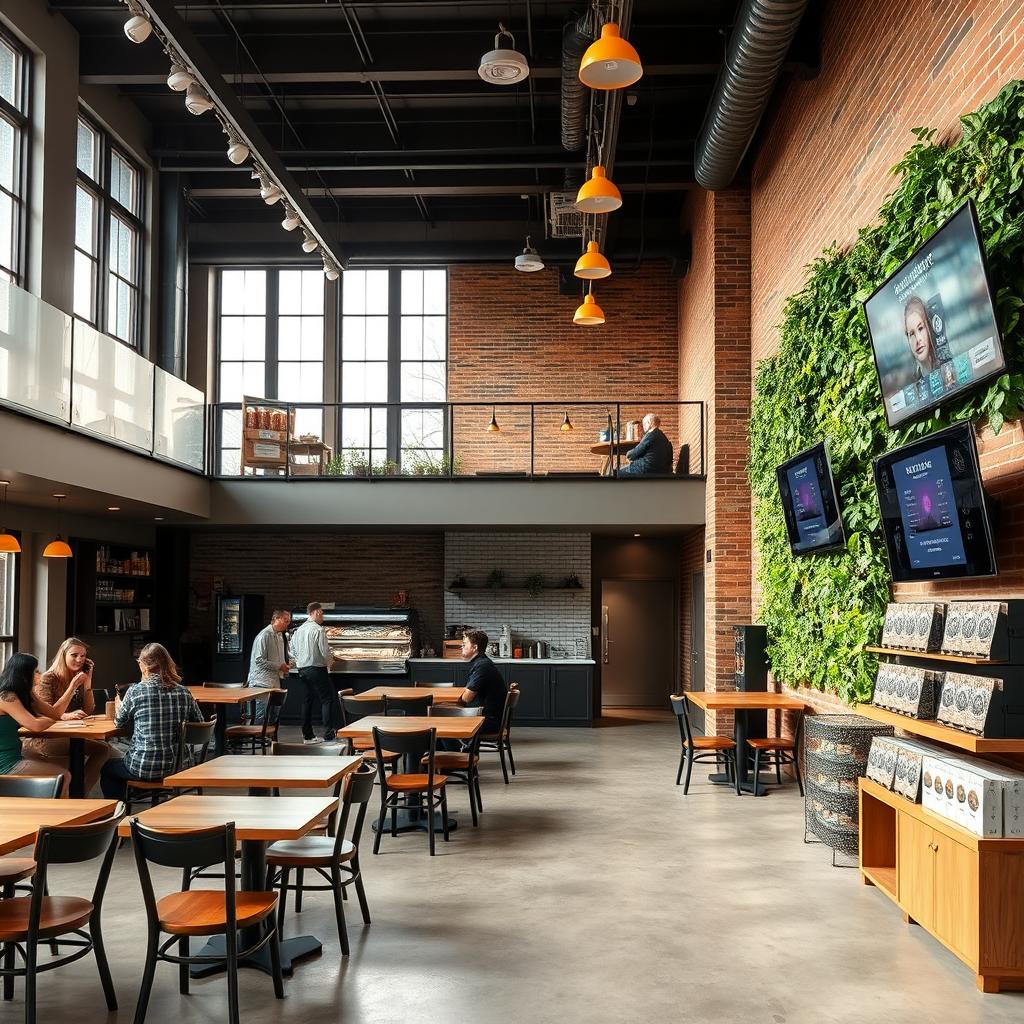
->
[100,643,204,799]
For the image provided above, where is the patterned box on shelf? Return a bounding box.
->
[936,672,1003,736]
[881,602,945,652]
[870,663,941,719]
[867,736,949,803]
[941,600,1008,659]
[920,754,1024,837]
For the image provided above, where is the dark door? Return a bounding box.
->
[690,572,705,735]
[600,579,676,707]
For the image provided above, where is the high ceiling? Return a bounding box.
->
[56,0,819,266]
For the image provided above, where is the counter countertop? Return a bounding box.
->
[408,657,595,665]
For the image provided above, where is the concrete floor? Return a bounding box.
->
[12,712,1024,1024]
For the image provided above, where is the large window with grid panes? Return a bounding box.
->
[0,29,29,285]
[74,114,145,347]
[0,541,19,670]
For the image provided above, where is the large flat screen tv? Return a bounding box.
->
[776,441,846,556]
[864,200,1005,428]
[873,421,997,582]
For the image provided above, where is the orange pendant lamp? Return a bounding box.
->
[579,23,644,90]
[486,406,501,432]
[573,290,605,326]
[560,411,574,433]
[574,240,612,280]
[43,494,73,559]
[0,482,19,553]
[574,166,622,214]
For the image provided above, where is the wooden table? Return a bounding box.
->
[590,439,638,476]
[355,685,463,702]
[287,439,333,475]
[187,686,273,757]
[165,753,363,795]
[684,691,811,796]
[18,717,121,798]
[0,797,118,855]
[119,795,337,976]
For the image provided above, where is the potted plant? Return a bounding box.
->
[348,452,369,476]
[325,453,347,476]
[524,573,545,598]
[486,568,506,589]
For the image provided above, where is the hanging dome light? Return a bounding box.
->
[185,82,214,115]
[573,292,605,326]
[575,166,622,213]
[226,133,250,165]
[281,206,301,231]
[486,407,500,433]
[574,240,612,279]
[43,495,72,559]
[0,482,20,554]
[514,236,544,273]
[323,258,340,282]
[478,23,530,85]
[123,2,153,44]
[167,62,196,92]
[579,22,643,90]
[560,412,574,433]
[301,231,318,253]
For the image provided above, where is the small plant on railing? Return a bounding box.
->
[370,458,399,476]
[441,453,463,476]
[347,452,370,476]
[324,453,347,476]
[486,569,506,589]
[524,573,545,598]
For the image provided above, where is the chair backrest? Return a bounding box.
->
[181,716,217,767]
[675,443,690,476]
[341,695,383,724]
[337,688,354,699]
[670,694,694,745]
[201,681,246,688]
[414,681,456,688]
[430,704,484,753]
[384,694,432,716]
[272,740,344,757]
[497,684,520,737]
[263,688,288,729]
[0,773,64,798]
[334,764,376,850]
[371,726,437,786]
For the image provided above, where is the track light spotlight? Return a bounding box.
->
[166,62,195,92]
[123,2,153,44]
[301,231,318,254]
[281,207,301,231]
[226,134,250,165]
[184,82,214,115]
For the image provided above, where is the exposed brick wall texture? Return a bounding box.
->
[679,527,706,695]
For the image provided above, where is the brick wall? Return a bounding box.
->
[187,532,445,650]
[679,527,706,694]
[447,262,690,474]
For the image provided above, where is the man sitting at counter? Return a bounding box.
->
[459,628,508,734]
[617,413,673,476]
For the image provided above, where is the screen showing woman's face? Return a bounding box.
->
[906,310,931,363]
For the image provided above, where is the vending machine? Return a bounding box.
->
[212,594,265,682]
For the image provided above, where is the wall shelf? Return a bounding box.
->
[863,645,1007,666]
[95,572,152,581]
[856,703,1024,754]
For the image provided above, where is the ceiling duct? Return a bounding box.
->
[694,0,811,190]
[560,12,594,152]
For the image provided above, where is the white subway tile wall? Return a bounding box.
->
[443,532,591,658]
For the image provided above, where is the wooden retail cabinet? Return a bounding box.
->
[240,396,293,475]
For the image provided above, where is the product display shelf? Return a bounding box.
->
[864,645,1007,666]
[859,776,1024,993]
[856,704,1024,755]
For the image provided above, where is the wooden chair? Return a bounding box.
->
[746,712,806,797]
[125,718,218,814]
[0,803,123,1023]
[225,689,288,754]
[371,726,449,856]
[383,693,432,716]
[478,684,519,784]
[265,764,375,955]
[670,694,740,796]
[130,820,283,1024]
[269,741,351,832]
[339,697,400,773]
[426,706,484,825]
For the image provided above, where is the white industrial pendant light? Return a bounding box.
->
[514,236,544,273]
[226,133,250,165]
[478,23,530,85]
[123,1,153,44]
[166,62,195,92]
[260,179,283,205]
[185,82,214,115]
[301,231,318,253]
[281,206,301,231]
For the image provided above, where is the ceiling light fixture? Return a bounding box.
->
[154,517,165,522]
[323,258,340,282]
[575,165,622,213]
[301,231,318,254]
[574,240,612,279]
[560,412,574,433]
[514,236,544,273]
[260,179,283,205]
[579,22,644,90]
[184,82,214,115]
[123,1,153,44]
[478,23,530,85]
[166,61,195,92]
[226,133,250,165]
[281,206,301,231]
[0,482,20,554]
[107,506,121,512]
[43,495,72,559]
[486,407,501,433]
[573,290,606,326]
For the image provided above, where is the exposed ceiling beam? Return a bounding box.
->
[189,183,689,198]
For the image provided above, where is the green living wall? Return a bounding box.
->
[748,80,1024,705]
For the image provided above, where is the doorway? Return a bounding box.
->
[600,579,677,707]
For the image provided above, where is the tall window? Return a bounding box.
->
[0,544,17,670]
[74,115,144,346]
[341,268,447,469]
[216,268,325,474]
[0,30,29,285]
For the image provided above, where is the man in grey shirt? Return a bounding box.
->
[291,601,338,744]
[248,609,291,723]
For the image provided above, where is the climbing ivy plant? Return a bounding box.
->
[748,80,1024,704]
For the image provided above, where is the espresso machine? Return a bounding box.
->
[498,624,512,658]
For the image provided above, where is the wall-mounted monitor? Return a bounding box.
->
[873,421,997,582]
[864,200,1005,428]
[776,441,846,556]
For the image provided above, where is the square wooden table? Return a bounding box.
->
[683,691,811,796]
[354,685,462,703]
[0,797,118,855]
[18,717,121,798]
[165,753,363,796]
[187,686,273,756]
[119,795,337,976]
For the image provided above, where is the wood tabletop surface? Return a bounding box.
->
[589,440,639,455]
[681,692,811,712]
[187,686,273,705]
[117,795,339,840]
[165,753,363,789]
[336,715,484,740]
[355,685,462,702]
[19,716,121,740]
[0,798,119,855]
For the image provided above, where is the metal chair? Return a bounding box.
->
[125,717,218,813]
[130,819,283,1024]
[478,684,519,784]
[670,694,739,796]
[746,712,806,797]
[226,689,288,754]
[339,697,400,773]
[265,764,375,955]
[427,706,484,825]
[0,803,123,1023]
[383,694,432,716]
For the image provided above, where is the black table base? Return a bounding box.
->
[371,806,458,834]
[189,933,320,978]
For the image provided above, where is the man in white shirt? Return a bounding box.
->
[290,601,338,744]
[247,609,291,723]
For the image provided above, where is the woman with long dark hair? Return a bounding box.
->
[0,653,73,795]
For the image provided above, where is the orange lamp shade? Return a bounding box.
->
[0,532,20,553]
[574,165,622,214]
[579,23,643,90]
[574,241,612,280]
[573,293,606,326]
[43,537,73,559]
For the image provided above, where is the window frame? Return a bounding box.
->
[74,111,145,349]
[0,26,31,286]
[0,535,21,671]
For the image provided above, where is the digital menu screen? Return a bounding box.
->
[891,444,967,570]
[776,442,846,556]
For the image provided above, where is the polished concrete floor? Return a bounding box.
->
[15,712,1024,1023]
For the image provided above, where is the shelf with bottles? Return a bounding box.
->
[95,544,152,577]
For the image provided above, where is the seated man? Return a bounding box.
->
[458,628,508,735]
[618,413,673,476]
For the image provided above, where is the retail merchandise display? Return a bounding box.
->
[921,754,1024,837]
[871,663,941,719]
[941,600,1007,658]
[880,601,945,651]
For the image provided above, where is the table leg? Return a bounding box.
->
[210,709,227,758]
[68,737,86,798]
[706,710,773,795]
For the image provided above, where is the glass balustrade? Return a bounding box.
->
[154,366,205,471]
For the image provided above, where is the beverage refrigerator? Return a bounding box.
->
[211,594,265,682]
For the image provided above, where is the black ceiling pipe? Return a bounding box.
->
[560,11,594,152]
[694,0,811,190]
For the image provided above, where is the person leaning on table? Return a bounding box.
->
[248,608,292,724]
[100,642,204,800]
[20,636,114,795]
[0,652,73,796]
[291,601,339,745]
[617,413,673,476]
